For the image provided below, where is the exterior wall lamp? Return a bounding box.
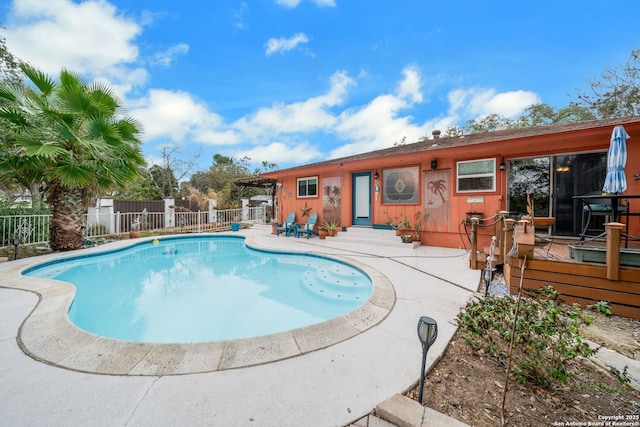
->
[417,316,438,404]
[374,170,379,180]
[430,160,437,170]
[499,158,506,171]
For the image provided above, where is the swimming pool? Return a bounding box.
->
[25,235,373,343]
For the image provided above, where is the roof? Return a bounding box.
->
[263,116,640,175]
[234,176,278,188]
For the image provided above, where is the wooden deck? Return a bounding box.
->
[470,216,640,319]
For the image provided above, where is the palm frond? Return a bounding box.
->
[52,163,95,188]
[20,139,70,159]
[21,63,56,96]
[0,106,29,127]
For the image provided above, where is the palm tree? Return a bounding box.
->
[0,64,145,251]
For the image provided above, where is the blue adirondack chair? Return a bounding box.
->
[296,212,319,239]
[275,212,296,236]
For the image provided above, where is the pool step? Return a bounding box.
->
[300,265,370,302]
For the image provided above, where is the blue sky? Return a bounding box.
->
[2,0,639,172]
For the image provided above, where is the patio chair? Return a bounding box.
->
[295,213,319,239]
[275,212,296,236]
[579,191,629,243]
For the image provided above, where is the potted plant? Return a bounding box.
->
[412,211,429,242]
[129,217,141,238]
[318,228,328,239]
[321,220,339,236]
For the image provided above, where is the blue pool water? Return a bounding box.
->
[24,236,373,343]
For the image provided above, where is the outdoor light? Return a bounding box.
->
[499,159,506,171]
[430,160,437,170]
[482,266,494,295]
[417,316,438,404]
[12,236,20,261]
[374,170,379,180]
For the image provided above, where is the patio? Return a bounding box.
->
[0,225,479,427]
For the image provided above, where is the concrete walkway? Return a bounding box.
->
[0,225,480,426]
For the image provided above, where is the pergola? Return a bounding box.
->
[234,176,279,219]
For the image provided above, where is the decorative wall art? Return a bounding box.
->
[322,177,342,223]
[383,167,419,204]
[423,169,450,230]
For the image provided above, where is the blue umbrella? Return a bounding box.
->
[602,125,630,194]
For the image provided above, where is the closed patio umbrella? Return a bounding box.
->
[602,125,630,194]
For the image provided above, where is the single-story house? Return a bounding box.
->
[260,116,640,248]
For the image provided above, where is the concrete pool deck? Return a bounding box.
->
[0,225,480,426]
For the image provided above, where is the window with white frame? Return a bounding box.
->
[297,176,318,197]
[457,158,496,192]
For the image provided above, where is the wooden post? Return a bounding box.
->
[605,222,624,281]
[503,218,515,263]
[516,219,534,259]
[469,217,480,269]
[494,211,509,264]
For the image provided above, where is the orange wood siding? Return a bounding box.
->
[264,119,640,248]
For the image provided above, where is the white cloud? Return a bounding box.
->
[5,0,141,77]
[397,65,423,104]
[237,141,322,165]
[275,0,301,7]
[274,0,335,7]
[448,87,540,119]
[233,70,355,139]
[129,89,227,143]
[312,0,336,6]
[265,33,309,56]
[233,2,250,29]
[150,43,189,67]
[330,66,429,158]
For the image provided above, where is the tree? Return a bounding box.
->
[0,64,145,251]
[574,48,640,118]
[512,103,595,128]
[113,169,163,200]
[0,23,23,85]
[149,164,178,199]
[189,154,253,208]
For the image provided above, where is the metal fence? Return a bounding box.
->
[0,206,269,247]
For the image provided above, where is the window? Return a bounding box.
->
[457,158,496,192]
[297,176,318,197]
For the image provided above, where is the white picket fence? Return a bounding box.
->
[0,206,269,247]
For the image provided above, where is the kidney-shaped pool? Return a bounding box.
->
[24,235,373,343]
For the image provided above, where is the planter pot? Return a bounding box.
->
[411,233,420,242]
[328,229,337,237]
[569,245,640,267]
[319,231,327,239]
[400,234,413,243]
[231,223,240,232]
[395,228,403,236]
[129,230,141,239]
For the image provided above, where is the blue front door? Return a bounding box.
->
[352,172,372,226]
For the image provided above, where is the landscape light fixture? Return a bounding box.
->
[482,265,495,295]
[13,236,20,260]
[417,316,438,404]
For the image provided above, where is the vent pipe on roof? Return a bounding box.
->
[432,129,441,139]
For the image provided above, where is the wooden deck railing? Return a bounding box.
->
[469,214,640,319]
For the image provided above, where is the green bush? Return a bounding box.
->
[457,286,593,387]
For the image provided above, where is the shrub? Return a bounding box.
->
[457,286,593,387]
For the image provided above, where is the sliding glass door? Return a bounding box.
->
[507,152,607,236]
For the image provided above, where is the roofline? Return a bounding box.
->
[262,116,640,176]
